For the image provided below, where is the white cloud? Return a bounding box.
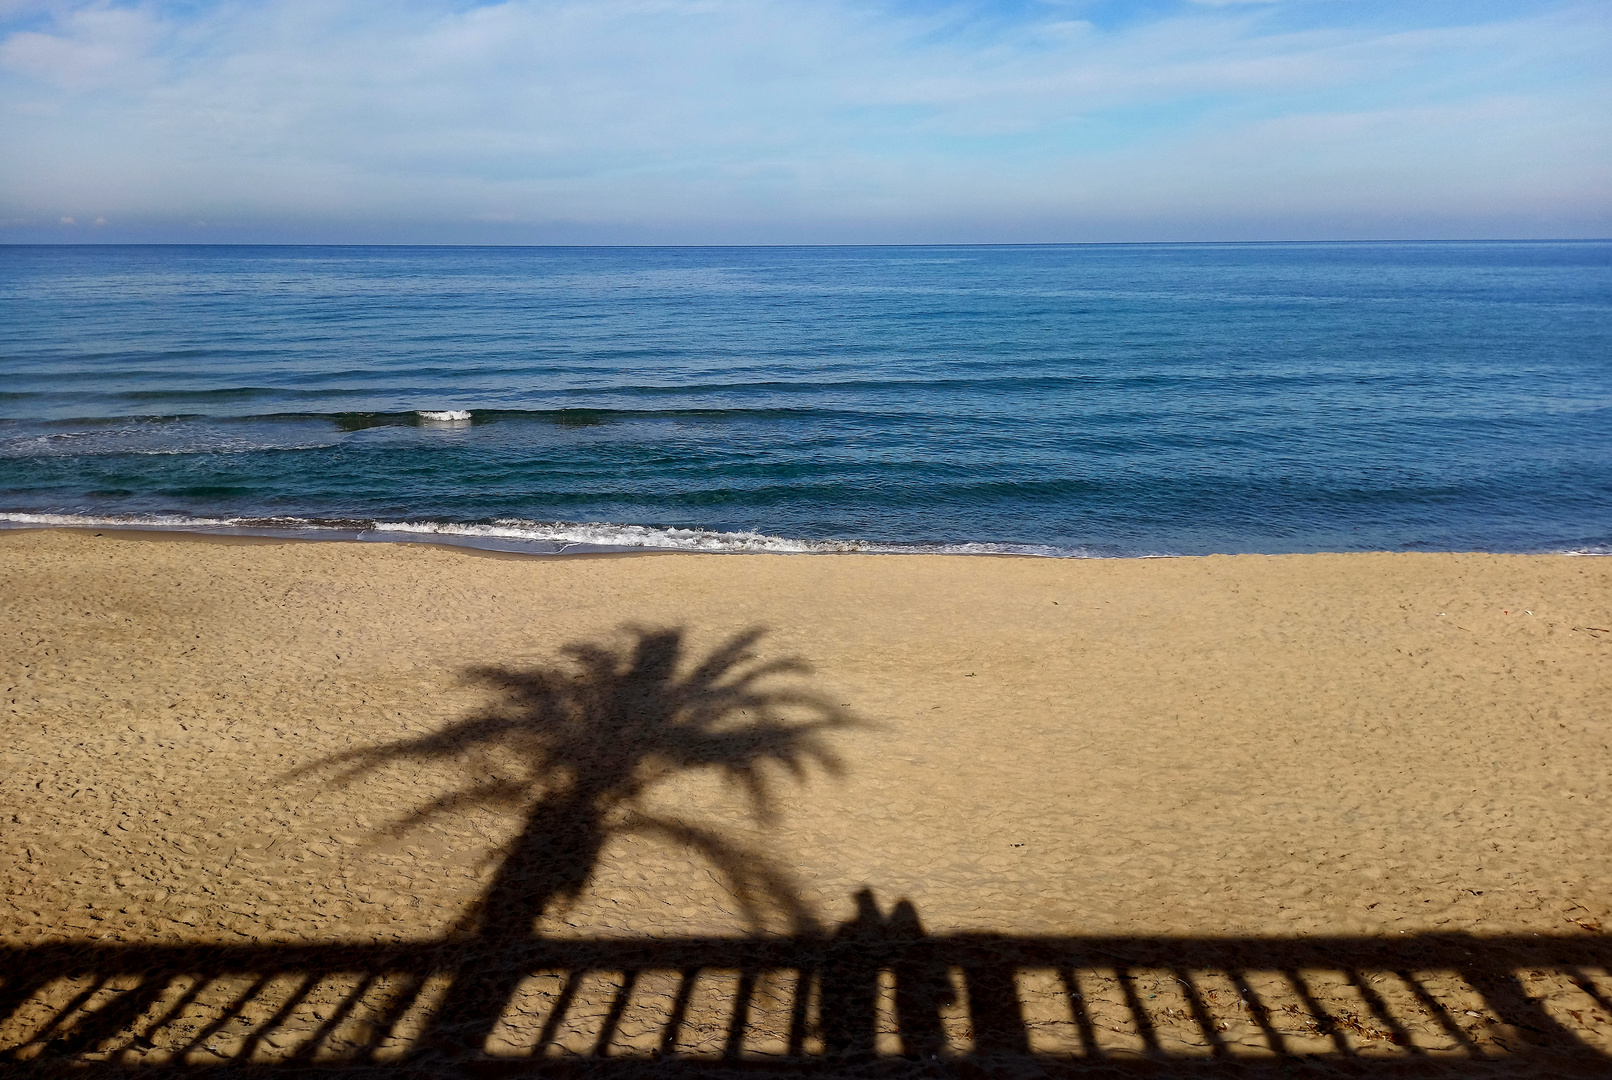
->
[0,0,1606,240]
[0,4,162,89]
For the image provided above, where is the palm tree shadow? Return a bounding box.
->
[290,625,861,1056]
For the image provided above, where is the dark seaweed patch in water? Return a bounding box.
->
[162,485,257,498]
[548,409,610,428]
[334,413,411,432]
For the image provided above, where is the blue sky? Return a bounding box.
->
[1,0,1607,243]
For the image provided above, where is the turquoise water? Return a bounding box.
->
[1,242,1608,555]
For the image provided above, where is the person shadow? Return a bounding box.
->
[290,625,860,1060]
[822,889,954,1062]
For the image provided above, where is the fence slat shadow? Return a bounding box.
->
[3,919,1610,1077]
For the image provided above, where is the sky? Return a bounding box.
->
[1,0,1608,244]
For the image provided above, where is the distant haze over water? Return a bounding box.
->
[1,242,1608,556]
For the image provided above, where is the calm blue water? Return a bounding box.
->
[2,242,1609,555]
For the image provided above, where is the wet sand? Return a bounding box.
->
[2,528,1609,1065]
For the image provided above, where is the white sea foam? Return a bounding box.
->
[416,410,471,423]
[360,518,1088,556]
[0,511,1086,556]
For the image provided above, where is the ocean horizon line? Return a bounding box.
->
[5,238,1611,250]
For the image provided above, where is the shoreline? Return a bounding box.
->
[3,516,1608,559]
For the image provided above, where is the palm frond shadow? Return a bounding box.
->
[289,626,861,1053]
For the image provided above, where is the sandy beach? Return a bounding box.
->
[2,528,1609,1070]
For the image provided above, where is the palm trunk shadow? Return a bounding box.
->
[425,789,606,1054]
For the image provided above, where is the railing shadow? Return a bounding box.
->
[3,910,1610,1076]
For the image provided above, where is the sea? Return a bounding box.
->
[1,242,1608,557]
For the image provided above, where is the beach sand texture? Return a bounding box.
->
[2,529,1610,1071]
